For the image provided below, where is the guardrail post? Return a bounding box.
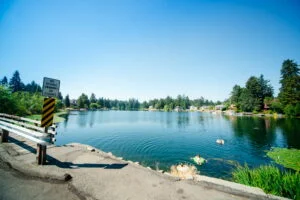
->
[36,144,47,165]
[0,129,9,143]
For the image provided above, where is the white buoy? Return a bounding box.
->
[216,139,224,145]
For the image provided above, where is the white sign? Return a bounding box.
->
[42,77,60,98]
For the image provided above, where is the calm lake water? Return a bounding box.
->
[56,111,300,179]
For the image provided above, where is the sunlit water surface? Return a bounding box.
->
[56,111,300,179]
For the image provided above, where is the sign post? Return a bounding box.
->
[41,77,60,128]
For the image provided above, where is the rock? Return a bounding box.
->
[107,152,113,156]
[134,162,139,165]
[147,167,152,170]
[87,147,95,152]
[170,164,198,179]
[157,170,164,173]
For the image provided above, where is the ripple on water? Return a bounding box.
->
[57,111,300,179]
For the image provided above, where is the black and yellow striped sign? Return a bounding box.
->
[41,98,55,127]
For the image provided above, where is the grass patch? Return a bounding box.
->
[26,111,67,123]
[233,165,300,199]
[267,148,300,171]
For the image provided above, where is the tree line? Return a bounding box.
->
[73,93,216,111]
[1,59,299,116]
[1,71,217,115]
[227,59,300,116]
[0,71,63,115]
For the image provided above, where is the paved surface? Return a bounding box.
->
[0,160,80,200]
[0,133,253,200]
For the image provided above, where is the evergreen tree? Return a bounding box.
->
[58,92,63,100]
[230,85,243,106]
[24,81,42,93]
[77,93,90,108]
[1,76,8,85]
[9,70,24,92]
[278,59,300,106]
[90,93,97,103]
[65,94,70,107]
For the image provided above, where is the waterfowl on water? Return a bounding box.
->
[216,139,225,145]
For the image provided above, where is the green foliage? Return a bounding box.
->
[24,81,42,93]
[12,92,44,116]
[230,75,273,112]
[55,99,64,112]
[65,94,70,107]
[270,99,283,114]
[233,165,300,199]
[284,104,297,117]
[90,93,97,103]
[1,76,8,85]
[140,101,149,110]
[278,59,300,106]
[296,103,300,116]
[9,70,24,92]
[0,86,17,114]
[77,93,90,108]
[58,92,63,100]
[90,103,99,109]
[267,148,300,171]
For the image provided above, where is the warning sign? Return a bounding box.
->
[41,97,55,127]
[42,77,60,98]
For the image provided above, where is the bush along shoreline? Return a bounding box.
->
[233,147,300,199]
[232,165,300,199]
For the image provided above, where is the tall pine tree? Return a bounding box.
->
[1,76,8,85]
[278,59,300,106]
[9,71,24,92]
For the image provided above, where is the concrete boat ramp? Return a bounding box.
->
[0,133,287,200]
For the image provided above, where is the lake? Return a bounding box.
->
[56,111,300,179]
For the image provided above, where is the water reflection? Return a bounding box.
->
[276,118,300,148]
[89,111,96,128]
[77,112,88,127]
[225,116,276,148]
[62,111,300,150]
[63,112,69,128]
[224,115,300,149]
[176,113,190,129]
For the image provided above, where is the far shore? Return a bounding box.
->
[63,107,287,118]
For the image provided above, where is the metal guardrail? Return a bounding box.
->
[0,113,57,165]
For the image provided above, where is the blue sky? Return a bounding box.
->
[1,0,300,101]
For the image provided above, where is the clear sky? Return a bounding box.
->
[1,0,300,101]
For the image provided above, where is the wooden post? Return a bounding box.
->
[36,144,47,165]
[0,129,9,143]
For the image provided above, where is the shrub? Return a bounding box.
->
[233,165,300,199]
[271,101,283,114]
[295,103,300,117]
[284,104,296,117]
[90,103,99,109]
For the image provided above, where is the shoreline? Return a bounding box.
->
[0,133,288,200]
